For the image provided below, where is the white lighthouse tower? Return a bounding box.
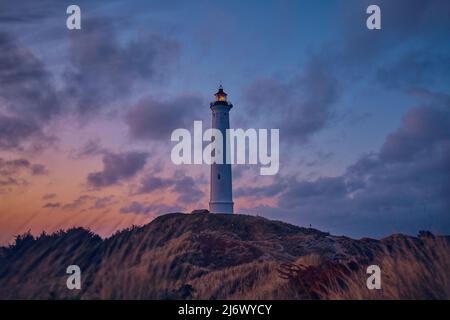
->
[209,86,233,214]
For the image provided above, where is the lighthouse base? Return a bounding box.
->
[209,201,234,214]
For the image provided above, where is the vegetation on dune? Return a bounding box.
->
[0,213,449,299]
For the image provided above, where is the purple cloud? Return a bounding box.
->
[42,202,60,209]
[87,151,149,188]
[64,18,180,115]
[126,94,204,141]
[72,139,107,158]
[62,195,95,210]
[137,176,174,194]
[0,15,181,152]
[380,103,450,162]
[243,54,339,143]
[42,193,56,200]
[0,114,41,150]
[0,157,47,176]
[243,92,450,237]
[31,164,48,175]
[89,196,116,210]
[134,172,205,205]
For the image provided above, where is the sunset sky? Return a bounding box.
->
[1,0,449,244]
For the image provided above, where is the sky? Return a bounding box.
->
[0,0,449,244]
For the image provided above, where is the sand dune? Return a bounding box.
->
[0,213,449,299]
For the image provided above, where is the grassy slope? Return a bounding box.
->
[0,213,449,299]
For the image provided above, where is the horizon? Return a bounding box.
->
[3,211,446,248]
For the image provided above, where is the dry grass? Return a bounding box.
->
[1,214,449,300]
[281,235,450,300]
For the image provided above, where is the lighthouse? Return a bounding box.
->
[209,86,233,214]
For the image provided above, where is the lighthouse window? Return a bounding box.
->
[218,174,221,180]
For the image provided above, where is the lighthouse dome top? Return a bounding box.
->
[211,85,232,108]
[214,85,227,102]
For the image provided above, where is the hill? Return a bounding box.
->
[0,213,449,299]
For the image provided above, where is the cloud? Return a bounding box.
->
[119,202,153,215]
[0,177,18,187]
[0,32,60,121]
[30,164,48,175]
[240,0,450,151]
[380,103,450,162]
[126,94,204,141]
[137,176,174,194]
[375,50,450,90]
[134,171,205,205]
[0,0,61,24]
[42,193,56,200]
[294,1,450,96]
[278,176,349,210]
[72,139,107,159]
[0,158,29,175]
[88,195,116,210]
[0,31,63,152]
[243,53,339,143]
[62,195,95,210]
[244,91,450,237]
[42,202,60,209]
[64,18,180,115]
[0,157,46,194]
[87,151,149,188]
[337,0,450,65]
[0,15,181,151]
[0,114,41,150]
[235,178,288,199]
[172,175,204,204]
[0,157,47,176]
[60,194,116,211]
